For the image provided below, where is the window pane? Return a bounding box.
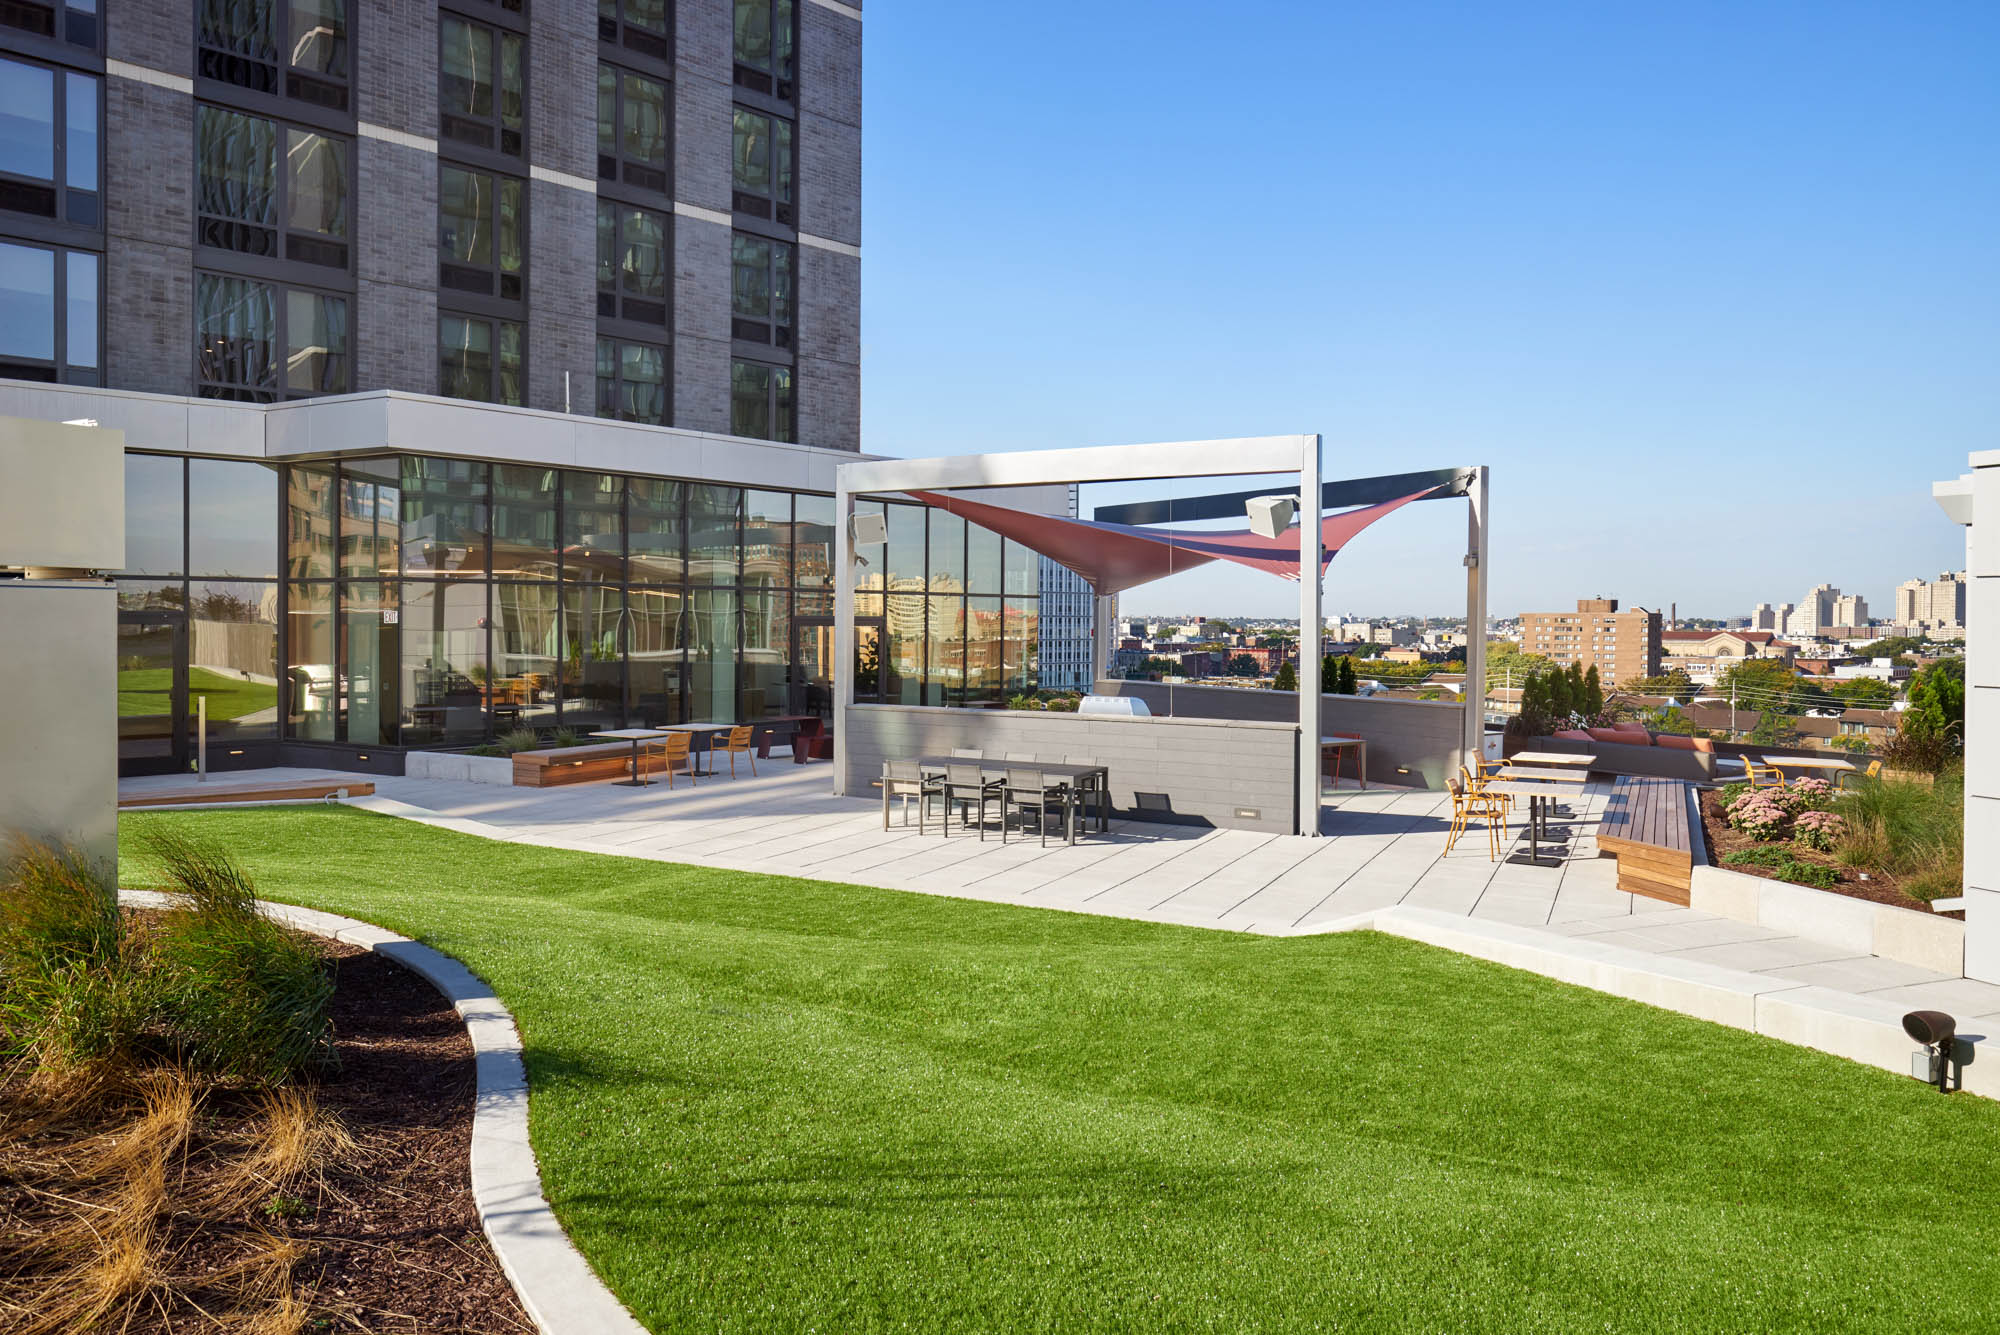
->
[438,314,490,401]
[689,485,740,585]
[285,581,336,739]
[927,509,964,592]
[439,165,491,265]
[341,579,398,745]
[1005,596,1039,694]
[731,233,769,318]
[201,0,276,59]
[731,107,767,194]
[401,580,488,746]
[619,341,665,424]
[743,490,790,589]
[596,65,615,159]
[560,582,625,730]
[492,582,558,730]
[285,289,348,394]
[628,478,683,584]
[498,320,523,405]
[65,250,98,369]
[885,592,924,704]
[742,588,787,718]
[965,596,1005,702]
[967,523,1002,594]
[793,493,833,588]
[689,589,737,723]
[290,0,348,78]
[122,453,184,577]
[626,584,684,724]
[595,337,616,418]
[774,117,792,203]
[774,0,794,78]
[285,461,336,579]
[0,58,54,181]
[286,129,346,238]
[337,457,398,578]
[729,359,769,438]
[440,17,492,119]
[189,457,279,577]
[595,200,615,288]
[772,365,794,443]
[628,0,667,36]
[197,106,276,225]
[490,464,557,577]
[563,471,624,583]
[771,242,792,326]
[622,72,665,166]
[400,456,488,577]
[1004,538,1039,596]
[734,0,770,70]
[621,207,664,297]
[499,177,524,272]
[884,502,923,589]
[501,34,524,134]
[0,242,54,361]
[189,580,280,740]
[197,273,278,393]
[64,72,96,192]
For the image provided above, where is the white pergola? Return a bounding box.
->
[832,436,1489,836]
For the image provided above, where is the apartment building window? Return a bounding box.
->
[730,232,791,348]
[730,359,792,443]
[731,106,792,225]
[0,239,98,383]
[440,13,523,158]
[196,106,349,268]
[439,314,522,405]
[596,338,665,424]
[195,272,349,400]
[596,64,667,193]
[197,0,348,110]
[597,0,668,62]
[0,58,99,225]
[732,0,794,98]
[595,200,666,325]
[2,0,100,49]
[438,164,524,301]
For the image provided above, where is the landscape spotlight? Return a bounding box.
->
[1245,495,1298,540]
[1903,1009,1958,1093]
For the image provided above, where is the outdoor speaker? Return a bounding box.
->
[848,512,888,545]
[1246,495,1298,539]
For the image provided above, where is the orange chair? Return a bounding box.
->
[641,732,696,789]
[1446,777,1507,860]
[714,725,757,778]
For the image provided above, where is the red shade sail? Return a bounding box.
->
[904,486,1442,596]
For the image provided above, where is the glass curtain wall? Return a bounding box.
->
[122,452,1044,754]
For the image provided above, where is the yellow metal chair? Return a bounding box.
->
[1446,777,1507,860]
[714,725,758,778]
[1462,763,1513,820]
[1742,757,1786,790]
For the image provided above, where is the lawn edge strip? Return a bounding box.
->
[117,888,651,1335]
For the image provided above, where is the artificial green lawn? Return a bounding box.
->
[119,807,2000,1333]
[116,667,276,720]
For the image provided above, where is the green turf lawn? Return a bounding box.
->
[119,807,2000,1333]
[116,667,277,720]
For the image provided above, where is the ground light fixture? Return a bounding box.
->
[1245,494,1298,539]
[1903,1010,1958,1092]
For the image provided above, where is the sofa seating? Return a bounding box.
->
[1519,733,1716,782]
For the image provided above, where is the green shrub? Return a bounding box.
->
[1776,861,1839,890]
[1717,781,1750,807]
[466,743,509,757]
[552,728,581,748]
[143,829,333,1084]
[1722,843,1840,891]
[0,839,143,1070]
[497,727,541,755]
[1834,771,1962,878]
[1723,846,1792,869]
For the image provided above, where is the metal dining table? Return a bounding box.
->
[662,722,737,775]
[915,756,1112,841]
[589,728,672,786]
[1483,777,1582,868]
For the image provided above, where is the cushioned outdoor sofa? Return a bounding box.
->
[1516,724,1720,783]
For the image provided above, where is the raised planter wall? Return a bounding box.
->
[1690,864,1964,976]
[842,704,1298,834]
[404,751,517,787]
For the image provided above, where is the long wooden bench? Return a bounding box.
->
[119,778,376,808]
[512,742,662,788]
[1595,775,1708,905]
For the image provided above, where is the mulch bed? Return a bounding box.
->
[0,924,534,1333]
[1696,790,1962,920]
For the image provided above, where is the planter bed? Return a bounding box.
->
[1696,789,1960,919]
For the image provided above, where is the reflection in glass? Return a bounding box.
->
[290,0,348,78]
[285,581,335,740]
[401,457,488,577]
[1004,597,1039,694]
[965,595,1004,703]
[439,165,491,266]
[626,583,684,724]
[885,592,925,704]
[595,339,665,425]
[561,582,625,730]
[285,461,336,579]
[123,453,184,576]
[743,490,790,590]
[688,485,740,585]
[189,457,279,577]
[197,106,276,226]
[967,523,1002,594]
[729,360,770,440]
[689,589,737,722]
[0,242,55,361]
[492,582,558,729]
[117,579,187,612]
[65,250,98,369]
[440,17,493,121]
[596,65,615,160]
[628,478,683,584]
[563,471,624,586]
[926,509,964,593]
[200,0,275,59]
[793,493,833,589]
[65,72,96,193]
[622,71,666,167]
[884,502,924,591]
[197,273,277,397]
[188,580,280,740]
[0,58,54,181]
[490,464,557,578]
[337,457,398,578]
[285,289,348,394]
[400,580,488,746]
[1004,538,1039,597]
[286,128,346,238]
[741,588,787,718]
[341,579,398,745]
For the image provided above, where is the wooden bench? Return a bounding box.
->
[512,742,663,788]
[119,778,376,808]
[1595,775,1707,905]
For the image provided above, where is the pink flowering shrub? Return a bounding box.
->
[1726,791,1791,840]
[1789,777,1834,810]
[1793,810,1847,852]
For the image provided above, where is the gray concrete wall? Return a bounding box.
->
[842,704,1299,834]
[1094,680,1465,791]
[0,582,117,878]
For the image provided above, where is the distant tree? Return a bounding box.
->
[1336,657,1359,695]
[1829,734,1874,754]
[1747,711,1804,747]
[1717,657,1823,716]
[1854,635,1926,659]
[1900,657,1966,757]
[1827,677,1895,708]
[1227,654,1261,677]
[1647,707,1709,738]
[1621,668,1696,697]
[1271,661,1298,692]
[1485,641,1556,690]
[1582,664,1604,718]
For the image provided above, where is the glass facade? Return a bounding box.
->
[118,453,1043,756]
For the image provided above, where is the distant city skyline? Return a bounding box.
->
[862,4,1990,617]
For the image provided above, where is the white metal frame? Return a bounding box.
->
[833,438,1489,837]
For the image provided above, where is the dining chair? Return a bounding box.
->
[1460,764,1512,821]
[942,763,1002,839]
[1001,768,1070,846]
[1445,777,1505,859]
[642,732,695,789]
[1742,757,1786,791]
[1323,731,1364,788]
[881,760,942,831]
[714,725,757,778]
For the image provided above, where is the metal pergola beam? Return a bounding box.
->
[1090,467,1474,526]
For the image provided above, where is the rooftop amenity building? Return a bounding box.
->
[1519,598,1661,686]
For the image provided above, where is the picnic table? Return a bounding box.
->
[1509,751,1596,768]
[915,755,1112,840]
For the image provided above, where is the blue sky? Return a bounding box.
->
[857,2,1997,619]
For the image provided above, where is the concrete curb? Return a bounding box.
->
[118,890,648,1335]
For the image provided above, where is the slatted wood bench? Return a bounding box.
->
[119,778,376,808]
[512,742,655,787]
[1595,775,1708,905]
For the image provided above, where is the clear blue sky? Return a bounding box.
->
[857,2,1997,620]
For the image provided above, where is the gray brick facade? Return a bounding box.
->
[528,180,599,414]
[794,244,859,449]
[674,216,733,434]
[105,79,193,395]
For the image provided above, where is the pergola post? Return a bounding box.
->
[1462,466,1490,769]
[832,477,855,797]
[1090,588,1116,686]
[1297,435,1324,837]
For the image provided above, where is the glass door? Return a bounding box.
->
[790,616,882,715]
[118,610,188,775]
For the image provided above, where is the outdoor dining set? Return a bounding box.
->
[879,752,1112,846]
[1447,750,1596,866]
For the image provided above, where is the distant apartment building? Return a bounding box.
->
[1369,624,1416,647]
[1659,629,1795,684]
[1895,572,1967,632]
[1520,598,1661,685]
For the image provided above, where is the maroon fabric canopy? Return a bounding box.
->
[904,485,1442,595]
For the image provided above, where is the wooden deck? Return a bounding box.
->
[1594,775,1706,905]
